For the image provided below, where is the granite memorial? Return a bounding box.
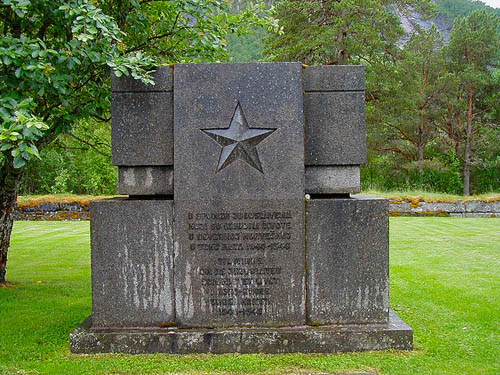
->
[70,63,413,354]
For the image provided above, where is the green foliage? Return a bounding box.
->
[361,151,464,194]
[19,115,119,195]
[97,0,278,64]
[0,97,48,168]
[20,142,118,196]
[228,28,267,62]
[2,219,500,373]
[368,26,447,164]
[447,10,500,71]
[0,0,277,172]
[0,0,154,175]
[444,10,500,194]
[262,0,500,195]
[435,0,500,23]
[264,0,436,65]
[226,0,273,62]
[471,126,500,193]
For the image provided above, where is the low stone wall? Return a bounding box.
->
[14,202,90,221]
[14,197,500,220]
[389,200,500,218]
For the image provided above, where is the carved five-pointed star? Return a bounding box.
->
[201,102,276,173]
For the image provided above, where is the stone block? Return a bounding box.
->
[416,202,464,213]
[111,92,173,166]
[389,202,411,213]
[173,63,305,327]
[118,166,173,196]
[91,198,175,328]
[464,213,499,218]
[305,166,360,194]
[70,310,412,354]
[303,65,365,92]
[111,66,173,92]
[306,196,389,324]
[465,200,500,213]
[304,92,366,165]
[174,63,305,200]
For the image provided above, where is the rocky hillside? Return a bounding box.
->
[398,0,500,44]
[397,6,452,45]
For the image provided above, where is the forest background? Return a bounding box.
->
[19,0,500,197]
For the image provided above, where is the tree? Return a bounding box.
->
[264,0,436,65]
[0,0,275,284]
[369,26,447,169]
[445,10,500,195]
[435,0,500,24]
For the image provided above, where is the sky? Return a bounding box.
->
[480,0,500,8]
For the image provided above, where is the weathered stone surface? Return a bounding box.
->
[463,213,499,218]
[174,200,306,328]
[72,62,417,355]
[306,196,389,324]
[465,200,500,213]
[415,201,465,213]
[173,63,305,327]
[111,66,173,92]
[70,310,412,354]
[304,92,366,165]
[118,167,173,196]
[305,166,360,194]
[388,199,500,216]
[174,63,304,201]
[91,198,175,328]
[111,92,173,166]
[389,202,412,213]
[303,65,365,92]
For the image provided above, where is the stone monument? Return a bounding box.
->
[70,63,413,354]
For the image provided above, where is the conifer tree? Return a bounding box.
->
[445,10,500,195]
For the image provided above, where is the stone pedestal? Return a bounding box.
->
[70,311,412,354]
[70,63,412,354]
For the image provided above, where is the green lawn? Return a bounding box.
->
[1,218,499,375]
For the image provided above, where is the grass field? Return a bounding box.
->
[1,218,499,375]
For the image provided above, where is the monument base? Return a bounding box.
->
[70,311,412,354]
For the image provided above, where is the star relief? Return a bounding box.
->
[201,102,276,174]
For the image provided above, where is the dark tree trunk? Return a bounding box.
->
[417,125,425,173]
[0,158,23,284]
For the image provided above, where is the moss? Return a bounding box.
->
[159,322,177,328]
[307,321,323,327]
[390,211,413,217]
[416,210,450,217]
[410,199,422,209]
[391,200,406,205]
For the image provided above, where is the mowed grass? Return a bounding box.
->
[1,218,499,375]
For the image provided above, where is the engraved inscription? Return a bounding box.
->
[186,209,294,317]
[201,102,276,173]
